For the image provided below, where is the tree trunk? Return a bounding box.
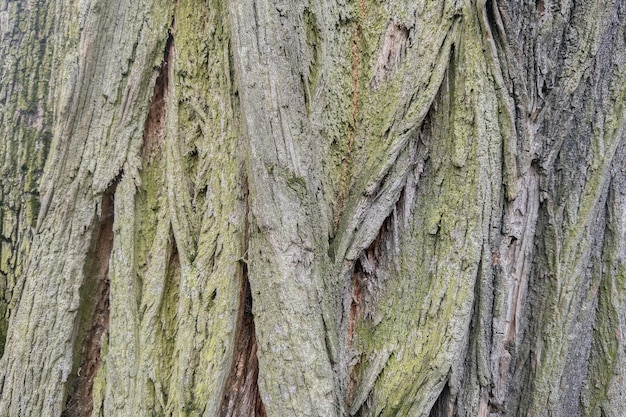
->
[1,0,625,416]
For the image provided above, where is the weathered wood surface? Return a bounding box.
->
[0,0,624,416]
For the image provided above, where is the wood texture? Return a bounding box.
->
[0,0,624,416]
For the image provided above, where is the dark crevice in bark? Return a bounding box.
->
[484,0,497,36]
[219,177,265,417]
[347,195,403,412]
[428,382,451,417]
[62,177,118,417]
[141,27,174,163]
[218,266,265,417]
[484,0,506,49]
[351,211,396,324]
[535,0,545,16]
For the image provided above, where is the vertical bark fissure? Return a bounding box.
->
[141,27,174,163]
[344,83,432,412]
[219,177,265,417]
[347,259,363,410]
[61,177,118,417]
[347,193,403,414]
[125,26,176,407]
[427,382,451,417]
[352,212,395,323]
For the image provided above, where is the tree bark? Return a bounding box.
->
[0,0,625,416]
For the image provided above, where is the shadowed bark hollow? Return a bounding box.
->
[0,0,625,416]
[218,263,266,417]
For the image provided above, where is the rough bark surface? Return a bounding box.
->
[0,0,624,416]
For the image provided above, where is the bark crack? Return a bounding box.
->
[141,26,174,163]
[219,177,266,417]
[61,177,118,417]
[428,382,451,417]
[346,195,402,413]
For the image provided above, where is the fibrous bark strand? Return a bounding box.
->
[0,0,625,416]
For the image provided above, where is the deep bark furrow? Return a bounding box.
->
[219,178,265,417]
[428,383,451,417]
[218,265,265,417]
[346,205,400,415]
[62,179,116,417]
[141,28,173,164]
[0,0,625,416]
[0,0,172,414]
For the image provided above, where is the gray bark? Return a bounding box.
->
[0,0,624,416]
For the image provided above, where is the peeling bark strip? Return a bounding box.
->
[371,22,409,88]
[62,179,118,417]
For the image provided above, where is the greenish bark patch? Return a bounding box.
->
[0,0,55,358]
